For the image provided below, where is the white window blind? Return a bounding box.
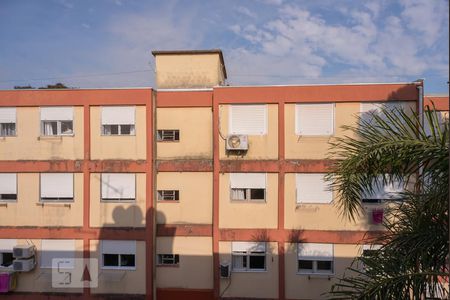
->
[296,173,332,204]
[362,244,382,251]
[102,240,136,255]
[362,176,404,200]
[0,108,16,123]
[298,243,333,260]
[101,106,135,125]
[229,105,267,135]
[295,103,334,135]
[231,242,266,252]
[0,239,16,252]
[0,173,17,194]
[40,173,74,198]
[41,239,75,268]
[230,173,266,189]
[40,107,73,121]
[101,173,136,200]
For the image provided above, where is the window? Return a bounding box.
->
[101,106,135,136]
[362,244,381,257]
[296,103,334,136]
[40,239,75,269]
[0,107,16,136]
[360,102,407,126]
[157,130,180,142]
[101,240,136,269]
[230,173,266,201]
[229,105,267,135]
[297,243,334,274]
[0,239,16,268]
[40,107,74,136]
[231,242,266,271]
[101,173,136,201]
[157,190,179,201]
[157,254,179,266]
[0,173,17,201]
[40,173,74,202]
[361,176,404,203]
[296,173,332,204]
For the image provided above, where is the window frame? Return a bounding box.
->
[101,240,136,270]
[295,103,335,136]
[156,254,180,266]
[296,173,333,205]
[230,188,266,202]
[0,173,18,203]
[361,175,405,204]
[0,107,17,137]
[231,242,267,272]
[0,251,14,268]
[157,190,180,201]
[101,124,136,136]
[100,173,136,203]
[39,173,74,203]
[41,120,74,136]
[297,243,334,275]
[156,130,180,142]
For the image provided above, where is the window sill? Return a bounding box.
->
[38,134,74,140]
[230,200,267,203]
[0,135,17,139]
[231,269,267,273]
[157,140,180,143]
[0,202,16,207]
[100,134,136,137]
[101,199,136,203]
[101,266,136,271]
[295,134,334,139]
[296,202,333,207]
[157,200,180,204]
[297,272,334,279]
[36,202,72,208]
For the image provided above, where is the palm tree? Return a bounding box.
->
[326,105,449,299]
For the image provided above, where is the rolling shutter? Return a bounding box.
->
[229,105,267,135]
[102,240,136,255]
[0,239,16,251]
[40,173,73,198]
[298,243,333,260]
[0,108,16,123]
[101,173,136,199]
[362,176,404,200]
[230,173,266,189]
[296,103,334,135]
[40,239,75,268]
[231,242,266,252]
[0,173,17,194]
[101,106,135,125]
[296,173,332,204]
[41,107,73,121]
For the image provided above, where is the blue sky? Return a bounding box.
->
[0,0,448,94]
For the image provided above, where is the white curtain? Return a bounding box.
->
[43,122,55,135]
[231,188,245,200]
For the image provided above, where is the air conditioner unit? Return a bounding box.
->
[13,258,35,272]
[220,263,230,278]
[226,135,248,151]
[13,245,35,259]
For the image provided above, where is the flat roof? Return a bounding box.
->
[151,49,227,79]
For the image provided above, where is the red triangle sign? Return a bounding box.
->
[82,265,91,282]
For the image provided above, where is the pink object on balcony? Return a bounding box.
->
[0,273,10,293]
[372,209,384,224]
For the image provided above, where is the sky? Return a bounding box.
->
[0,0,448,94]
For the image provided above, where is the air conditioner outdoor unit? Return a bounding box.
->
[226,135,248,151]
[13,245,35,259]
[13,258,35,272]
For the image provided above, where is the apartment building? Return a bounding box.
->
[0,49,447,300]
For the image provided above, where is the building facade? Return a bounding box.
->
[0,50,447,299]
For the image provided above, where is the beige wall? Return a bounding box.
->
[156,108,212,159]
[0,173,83,227]
[219,104,278,160]
[219,241,278,298]
[285,103,359,160]
[0,107,84,160]
[14,239,84,293]
[90,106,146,160]
[156,172,212,224]
[90,240,146,295]
[219,173,278,229]
[284,173,383,231]
[156,237,213,289]
[155,54,224,88]
[285,243,358,299]
[90,173,146,227]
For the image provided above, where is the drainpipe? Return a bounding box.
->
[415,79,424,129]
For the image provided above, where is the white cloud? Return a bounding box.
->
[235,6,257,19]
